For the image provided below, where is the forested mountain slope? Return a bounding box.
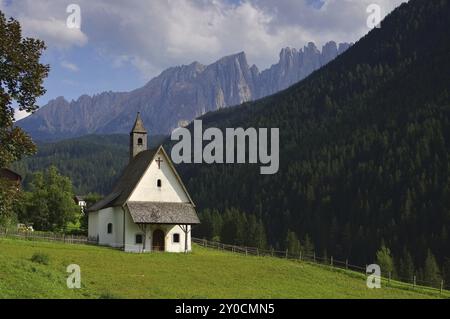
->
[178,0,450,280]
[13,134,165,194]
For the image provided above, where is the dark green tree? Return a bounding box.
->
[285,230,301,256]
[423,250,442,287]
[376,244,395,276]
[397,248,415,281]
[0,11,49,224]
[18,166,79,231]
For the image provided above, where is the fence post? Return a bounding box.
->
[440,280,444,295]
[345,259,348,269]
[285,249,288,259]
[413,275,416,289]
[257,248,259,256]
[331,256,333,266]
[388,272,391,286]
[245,248,248,256]
[299,251,302,261]
[313,252,316,263]
[271,248,274,257]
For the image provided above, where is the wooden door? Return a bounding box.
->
[152,229,165,251]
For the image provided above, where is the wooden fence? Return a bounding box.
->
[0,227,96,245]
[0,228,447,296]
[192,237,449,297]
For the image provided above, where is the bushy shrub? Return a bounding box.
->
[31,252,50,265]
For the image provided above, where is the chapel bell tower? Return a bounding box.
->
[130,112,148,161]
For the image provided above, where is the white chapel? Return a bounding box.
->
[87,113,200,253]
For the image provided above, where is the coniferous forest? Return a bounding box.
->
[12,0,450,284]
[178,0,450,282]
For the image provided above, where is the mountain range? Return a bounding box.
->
[17,41,351,141]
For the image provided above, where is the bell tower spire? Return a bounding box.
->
[130,112,147,161]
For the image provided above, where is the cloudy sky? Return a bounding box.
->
[0,0,407,119]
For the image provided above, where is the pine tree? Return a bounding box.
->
[285,230,301,256]
[442,257,450,288]
[423,250,442,287]
[302,234,315,257]
[398,248,415,281]
[376,244,395,276]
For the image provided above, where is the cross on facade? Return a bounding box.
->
[156,157,163,169]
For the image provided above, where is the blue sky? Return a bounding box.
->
[0,0,407,120]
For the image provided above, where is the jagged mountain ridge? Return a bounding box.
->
[18,41,351,141]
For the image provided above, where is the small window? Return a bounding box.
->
[157,179,162,188]
[173,233,180,243]
[137,138,143,146]
[135,234,143,244]
[107,223,113,234]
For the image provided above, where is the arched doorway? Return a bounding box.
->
[152,229,165,251]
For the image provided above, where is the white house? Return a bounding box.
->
[87,113,200,253]
[74,196,87,214]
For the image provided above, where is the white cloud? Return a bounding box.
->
[1,0,88,49]
[21,18,88,49]
[1,0,408,78]
[60,60,79,72]
[14,108,31,121]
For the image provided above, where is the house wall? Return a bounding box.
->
[89,207,124,248]
[88,211,98,240]
[128,148,190,203]
[123,210,191,253]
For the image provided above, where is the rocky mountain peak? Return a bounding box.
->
[18,41,351,141]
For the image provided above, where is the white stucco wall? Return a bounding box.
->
[128,148,190,203]
[88,147,195,253]
[88,211,98,240]
[123,210,191,253]
[94,207,124,248]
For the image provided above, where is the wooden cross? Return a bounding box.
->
[156,157,163,169]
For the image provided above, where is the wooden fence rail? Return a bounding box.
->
[0,229,446,296]
[0,228,96,245]
[192,237,449,296]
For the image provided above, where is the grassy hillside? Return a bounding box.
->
[0,238,446,299]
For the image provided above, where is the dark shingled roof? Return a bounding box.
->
[87,146,196,217]
[87,148,158,212]
[126,202,200,224]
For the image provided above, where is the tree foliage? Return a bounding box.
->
[376,244,395,275]
[17,166,79,231]
[0,11,49,167]
[0,10,49,224]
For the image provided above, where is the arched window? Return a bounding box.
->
[137,138,143,146]
[107,223,113,234]
[157,179,162,188]
[135,234,143,244]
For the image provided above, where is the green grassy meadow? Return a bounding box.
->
[0,238,447,299]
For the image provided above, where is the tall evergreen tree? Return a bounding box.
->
[397,248,415,281]
[285,230,301,255]
[423,250,442,287]
[376,244,395,276]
